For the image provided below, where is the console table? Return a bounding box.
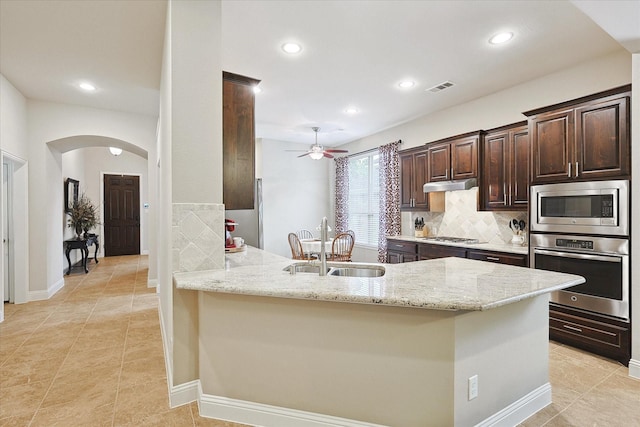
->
[64,235,99,275]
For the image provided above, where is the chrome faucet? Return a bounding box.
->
[319,216,328,276]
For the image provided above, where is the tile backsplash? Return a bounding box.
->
[172,203,226,272]
[402,188,527,244]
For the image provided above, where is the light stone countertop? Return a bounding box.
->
[173,246,583,312]
[387,235,529,255]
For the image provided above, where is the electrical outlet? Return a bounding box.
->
[468,375,478,400]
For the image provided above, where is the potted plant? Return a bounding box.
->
[67,192,100,239]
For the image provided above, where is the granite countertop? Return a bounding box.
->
[387,235,529,255]
[174,246,583,312]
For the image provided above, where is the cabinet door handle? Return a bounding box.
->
[567,163,571,177]
[575,162,579,178]
[563,324,583,333]
[486,256,500,261]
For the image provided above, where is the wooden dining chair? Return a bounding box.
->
[345,229,356,243]
[297,229,314,240]
[330,232,354,261]
[288,233,312,260]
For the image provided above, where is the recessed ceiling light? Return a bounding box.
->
[398,80,415,89]
[253,86,262,94]
[489,32,513,45]
[345,107,359,114]
[281,42,302,54]
[79,82,96,92]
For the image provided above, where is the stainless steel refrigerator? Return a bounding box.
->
[225,179,263,249]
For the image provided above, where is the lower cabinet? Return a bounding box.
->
[386,240,418,264]
[467,250,528,267]
[386,239,528,266]
[549,303,631,366]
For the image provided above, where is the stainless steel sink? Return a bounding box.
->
[284,264,331,274]
[285,263,385,277]
[329,266,385,277]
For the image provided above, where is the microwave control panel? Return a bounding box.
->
[556,239,594,250]
[601,195,614,217]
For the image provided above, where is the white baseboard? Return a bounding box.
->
[170,380,553,427]
[171,380,199,408]
[475,383,552,427]
[629,359,640,379]
[147,278,158,288]
[198,394,386,427]
[29,278,64,302]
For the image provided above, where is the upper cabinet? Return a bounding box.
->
[428,131,481,182]
[480,122,529,211]
[399,147,444,211]
[526,85,631,184]
[400,147,429,210]
[223,71,261,210]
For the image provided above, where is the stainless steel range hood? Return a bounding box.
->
[423,178,477,193]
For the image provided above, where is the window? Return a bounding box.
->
[348,151,379,246]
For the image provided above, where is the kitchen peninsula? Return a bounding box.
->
[174,247,584,427]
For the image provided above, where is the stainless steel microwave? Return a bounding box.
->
[530,180,629,236]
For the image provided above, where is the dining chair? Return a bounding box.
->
[288,233,313,260]
[297,229,314,240]
[345,229,356,243]
[330,232,354,261]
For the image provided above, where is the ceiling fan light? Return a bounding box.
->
[309,151,324,160]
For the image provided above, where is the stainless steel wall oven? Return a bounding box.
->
[530,234,629,321]
[530,179,630,321]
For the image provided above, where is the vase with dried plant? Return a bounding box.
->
[67,193,100,239]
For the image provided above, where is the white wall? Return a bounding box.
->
[160,0,223,388]
[26,100,156,299]
[0,75,28,160]
[260,138,331,258]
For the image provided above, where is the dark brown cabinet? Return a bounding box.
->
[418,243,466,260]
[480,122,529,211]
[223,71,261,210]
[549,303,630,366]
[386,239,418,263]
[400,148,429,210]
[428,131,481,182]
[526,86,630,184]
[466,249,528,267]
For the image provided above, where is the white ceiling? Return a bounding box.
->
[1,1,637,147]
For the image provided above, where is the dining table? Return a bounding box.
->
[300,238,334,256]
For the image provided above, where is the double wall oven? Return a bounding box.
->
[530,180,630,321]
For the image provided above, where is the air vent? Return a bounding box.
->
[427,81,455,93]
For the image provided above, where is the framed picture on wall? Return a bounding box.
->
[65,178,79,213]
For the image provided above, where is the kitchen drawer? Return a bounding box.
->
[386,240,417,254]
[467,250,528,267]
[549,303,630,366]
[418,243,467,260]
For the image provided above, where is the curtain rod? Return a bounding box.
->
[347,139,402,158]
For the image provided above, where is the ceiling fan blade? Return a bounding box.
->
[323,152,335,159]
[297,152,311,158]
[324,149,348,153]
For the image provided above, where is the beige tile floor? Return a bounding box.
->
[1,254,639,427]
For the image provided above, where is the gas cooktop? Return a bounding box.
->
[421,236,480,244]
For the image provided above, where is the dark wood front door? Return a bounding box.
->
[104,174,140,256]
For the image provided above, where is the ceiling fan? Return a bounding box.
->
[288,127,348,159]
